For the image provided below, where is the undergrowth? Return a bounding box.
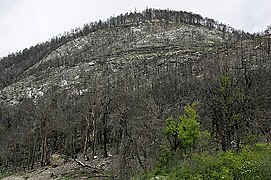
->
[141,143,271,180]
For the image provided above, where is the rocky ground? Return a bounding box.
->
[2,155,117,180]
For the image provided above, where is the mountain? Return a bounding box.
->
[0,10,236,105]
[0,8,271,179]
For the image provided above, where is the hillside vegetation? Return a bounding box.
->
[0,8,270,179]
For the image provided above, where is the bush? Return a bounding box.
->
[164,103,208,153]
[155,146,173,175]
[148,143,271,180]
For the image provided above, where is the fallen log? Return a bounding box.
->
[74,159,101,172]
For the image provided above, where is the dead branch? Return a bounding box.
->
[74,159,101,172]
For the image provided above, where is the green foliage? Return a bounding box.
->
[177,103,200,149]
[242,133,261,145]
[149,143,271,180]
[219,74,231,93]
[165,103,201,151]
[154,146,173,175]
[155,103,211,176]
[165,117,178,137]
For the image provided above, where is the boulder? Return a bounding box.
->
[49,154,64,167]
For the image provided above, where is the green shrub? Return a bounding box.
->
[148,143,271,180]
[165,103,207,153]
[155,146,173,175]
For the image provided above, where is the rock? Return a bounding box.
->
[49,154,64,167]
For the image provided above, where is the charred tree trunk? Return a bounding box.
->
[31,139,36,170]
[90,108,96,159]
[40,116,48,167]
[27,137,32,170]
[101,97,110,158]
[83,116,90,161]
[41,133,48,166]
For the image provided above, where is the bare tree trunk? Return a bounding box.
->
[41,133,48,166]
[31,139,36,170]
[43,134,48,166]
[101,97,110,158]
[40,139,44,166]
[116,130,122,154]
[91,113,96,159]
[83,117,90,161]
[102,114,108,158]
[27,137,32,170]
[221,133,227,152]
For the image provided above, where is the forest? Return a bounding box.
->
[0,8,271,179]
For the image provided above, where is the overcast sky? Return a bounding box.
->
[0,0,270,58]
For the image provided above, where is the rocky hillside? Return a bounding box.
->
[1,20,230,106]
[0,8,271,179]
